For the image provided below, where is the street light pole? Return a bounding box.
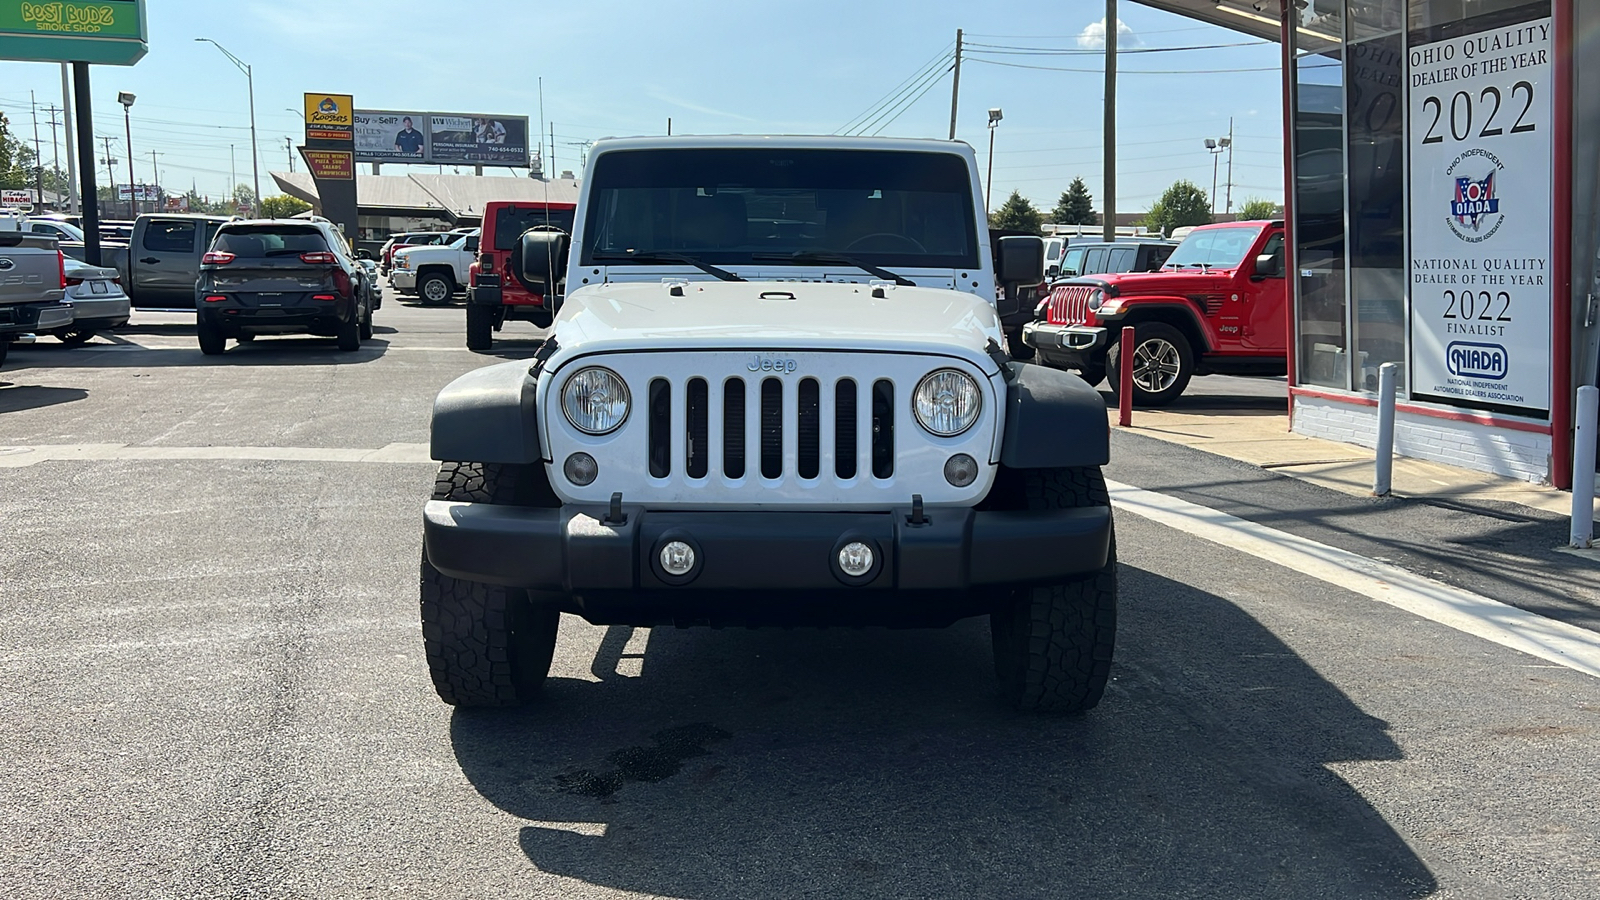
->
[118,92,136,217]
[197,38,260,213]
[985,107,1003,213]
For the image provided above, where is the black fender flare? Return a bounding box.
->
[999,362,1109,469]
[430,361,542,464]
[1107,301,1213,353]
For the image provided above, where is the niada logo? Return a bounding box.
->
[1445,149,1506,243]
[1446,341,1509,380]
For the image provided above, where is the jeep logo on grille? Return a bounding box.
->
[747,355,799,373]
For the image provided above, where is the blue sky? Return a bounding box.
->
[0,0,1287,213]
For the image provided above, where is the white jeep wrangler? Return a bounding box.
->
[421,136,1116,713]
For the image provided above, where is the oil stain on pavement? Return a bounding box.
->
[555,723,732,798]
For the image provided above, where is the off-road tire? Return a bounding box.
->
[358,303,374,341]
[1006,327,1036,361]
[196,313,226,356]
[1077,362,1107,388]
[335,310,362,352]
[421,461,561,706]
[466,303,494,353]
[1105,321,1193,407]
[989,465,1117,714]
[0,340,9,367]
[418,272,454,306]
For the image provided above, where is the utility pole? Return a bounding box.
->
[230,144,236,206]
[1103,0,1117,242]
[46,105,61,206]
[948,28,963,140]
[60,64,78,215]
[285,136,295,172]
[150,149,161,205]
[550,123,556,177]
[1224,116,1235,215]
[30,92,45,207]
[100,135,117,216]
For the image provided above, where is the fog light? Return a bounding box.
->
[944,453,979,487]
[563,452,598,486]
[659,540,696,576]
[838,541,874,577]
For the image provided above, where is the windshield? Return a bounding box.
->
[212,225,330,257]
[581,148,980,269]
[1163,225,1264,270]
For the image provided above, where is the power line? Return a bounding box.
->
[963,39,1272,54]
[836,43,954,135]
[854,56,953,136]
[965,57,1312,75]
[867,64,951,135]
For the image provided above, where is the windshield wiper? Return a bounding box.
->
[591,250,746,282]
[751,251,915,287]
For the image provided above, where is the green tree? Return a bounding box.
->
[988,190,1044,234]
[1238,197,1279,220]
[1143,180,1212,236]
[260,194,312,218]
[0,113,40,191]
[1050,177,1096,225]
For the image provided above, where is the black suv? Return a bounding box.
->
[195,219,374,355]
[1055,239,1177,279]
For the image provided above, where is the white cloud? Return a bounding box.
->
[1077,18,1140,50]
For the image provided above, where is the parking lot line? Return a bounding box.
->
[0,442,434,467]
[1107,478,1600,679]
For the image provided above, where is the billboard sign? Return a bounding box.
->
[304,92,354,142]
[1,188,35,210]
[0,0,148,65]
[115,183,158,201]
[301,148,354,180]
[353,110,428,162]
[351,109,530,167]
[1406,12,1553,417]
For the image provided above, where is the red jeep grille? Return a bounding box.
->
[1047,285,1096,325]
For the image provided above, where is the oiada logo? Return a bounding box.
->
[1445,149,1506,242]
[1446,341,1509,380]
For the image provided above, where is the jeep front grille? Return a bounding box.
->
[645,374,897,482]
[1048,285,1095,325]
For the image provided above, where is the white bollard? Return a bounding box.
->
[1573,385,1598,549]
[1374,362,1398,497]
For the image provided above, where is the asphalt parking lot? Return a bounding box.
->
[2,290,1597,899]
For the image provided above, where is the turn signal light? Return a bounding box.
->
[201,251,235,265]
[299,251,337,264]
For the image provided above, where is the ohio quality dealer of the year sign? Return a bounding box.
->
[1407,10,1553,417]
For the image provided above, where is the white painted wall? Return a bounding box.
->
[1293,394,1552,484]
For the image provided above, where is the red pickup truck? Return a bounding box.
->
[1022,220,1287,405]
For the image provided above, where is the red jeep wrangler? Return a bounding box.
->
[466,200,577,352]
[1022,220,1287,405]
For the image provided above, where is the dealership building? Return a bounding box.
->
[1141,0,1599,488]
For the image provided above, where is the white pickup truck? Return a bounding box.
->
[391,229,479,305]
[0,212,73,367]
[418,135,1118,714]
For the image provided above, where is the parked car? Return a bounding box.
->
[420,135,1116,714]
[464,199,576,351]
[62,213,232,309]
[1023,220,1287,405]
[357,257,383,311]
[1055,239,1178,280]
[379,231,458,274]
[56,257,129,345]
[194,218,374,355]
[391,229,478,305]
[0,214,72,367]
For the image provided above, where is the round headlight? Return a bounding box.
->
[913,369,982,437]
[1087,289,1105,311]
[561,367,630,435]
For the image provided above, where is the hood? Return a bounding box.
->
[1073,268,1237,296]
[553,280,1002,361]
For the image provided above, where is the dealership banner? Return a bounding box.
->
[352,109,529,167]
[1407,11,1552,417]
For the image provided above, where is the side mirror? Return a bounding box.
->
[997,235,1045,286]
[466,237,479,254]
[1254,252,1284,279]
[1045,264,1060,278]
[517,229,570,291]
[355,248,373,260]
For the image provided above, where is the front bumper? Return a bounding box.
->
[0,302,74,335]
[390,270,416,291]
[424,503,1112,595]
[1021,321,1107,364]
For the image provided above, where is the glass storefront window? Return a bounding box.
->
[1293,2,1349,389]
[1346,1,1407,392]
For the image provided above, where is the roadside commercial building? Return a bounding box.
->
[1139,0,1598,488]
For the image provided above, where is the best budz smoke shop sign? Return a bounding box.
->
[0,1,147,65]
[1407,9,1552,417]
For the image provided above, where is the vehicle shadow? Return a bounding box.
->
[3,338,392,368]
[0,383,88,413]
[477,335,550,360]
[450,568,1437,899]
